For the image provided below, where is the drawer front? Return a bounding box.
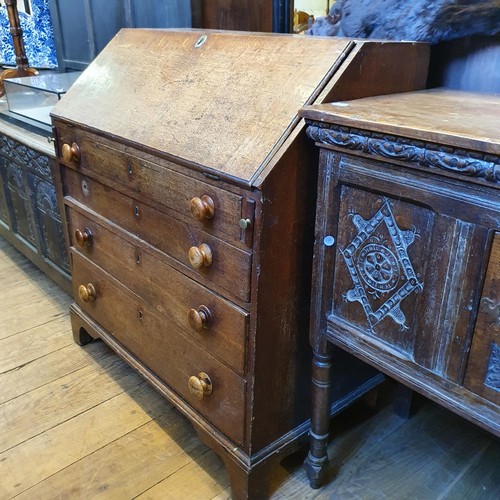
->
[67,206,248,375]
[63,167,252,302]
[55,123,252,247]
[464,233,500,405]
[72,252,246,445]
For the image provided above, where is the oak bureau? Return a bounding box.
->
[51,29,429,498]
[300,89,500,488]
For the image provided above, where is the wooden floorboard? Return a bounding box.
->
[0,235,499,499]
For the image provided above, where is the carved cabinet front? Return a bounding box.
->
[319,151,499,415]
[0,131,70,289]
[299,92,500,486]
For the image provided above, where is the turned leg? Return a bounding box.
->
[304,342,333,489]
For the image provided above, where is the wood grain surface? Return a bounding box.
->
[52,29,352,183]
[300,89,500,155]
[1,235,499,499]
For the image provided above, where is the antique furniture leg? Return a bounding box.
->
[0,0,38,97]
[393,382,417,419]
[70,304,97,346]
[221,457,269,500]
[304,341,333,489]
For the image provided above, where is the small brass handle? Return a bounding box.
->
[188,305,212,332]
[78,283,96,303]
[480,297,500,324]
[188,372,212,399]
[62,142,81,163]
[189,195,215,221]
[188,243,213,269]
[75,228,92,247]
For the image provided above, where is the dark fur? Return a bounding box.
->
[307,0,500,43]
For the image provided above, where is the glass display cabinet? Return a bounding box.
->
[3,72,81,131]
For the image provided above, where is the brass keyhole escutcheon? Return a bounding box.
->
[188,305,213,332]
[188,372,212,399]
[188,243,213,269]
[195,35,207,48]
[78,283,96,303]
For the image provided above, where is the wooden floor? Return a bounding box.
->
[0,235,499,500]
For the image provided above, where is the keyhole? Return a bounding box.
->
[81,179,90,196]
[134,205,140,217]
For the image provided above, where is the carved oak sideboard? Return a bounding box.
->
[50,29,429,499]
[0,109,70,291]
[300,89,500,488]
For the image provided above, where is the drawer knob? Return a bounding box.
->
[190,195,215,221]
[188,372,212,399]
[78,283,96,303]
[75,228,92,247]
[188,305,213,332]
[188,243,213,269]
[62,142,81,163]
[239,218,252,229]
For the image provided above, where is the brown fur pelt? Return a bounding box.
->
[307,0,500,43]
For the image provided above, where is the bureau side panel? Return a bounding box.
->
[248,131,317,453]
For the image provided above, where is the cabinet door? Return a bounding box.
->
[323,154,493,384]
[464,233,500,405]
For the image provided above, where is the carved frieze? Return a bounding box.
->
[0,133,51,178]
[306,123,500,185]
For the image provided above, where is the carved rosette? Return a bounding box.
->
[306,123,500,185]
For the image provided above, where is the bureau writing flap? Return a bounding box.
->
[51,29,352,184]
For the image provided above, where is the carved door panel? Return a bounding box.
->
[28,174,70,272]
[331,186,433,354]
[327,156,489,384]
[463,233,500,404]
[6,163,36,245]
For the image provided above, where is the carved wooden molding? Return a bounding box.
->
[0,133,51,178]
[306,123,500,185]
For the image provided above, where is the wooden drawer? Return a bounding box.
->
[62,167,252,302]
[464,233,500,405]
[67,206,249,375]
[71,252,246,445]
[55,123,252,247]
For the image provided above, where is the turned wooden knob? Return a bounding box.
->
[188,243,213,269]
[188,372,212,399]
[189,195,215,221]
[188,305,212,332]
[75,228,92,247]
[78,283,96,303]
[62,142,81,163]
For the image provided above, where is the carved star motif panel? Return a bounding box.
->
[331,186,435,355]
